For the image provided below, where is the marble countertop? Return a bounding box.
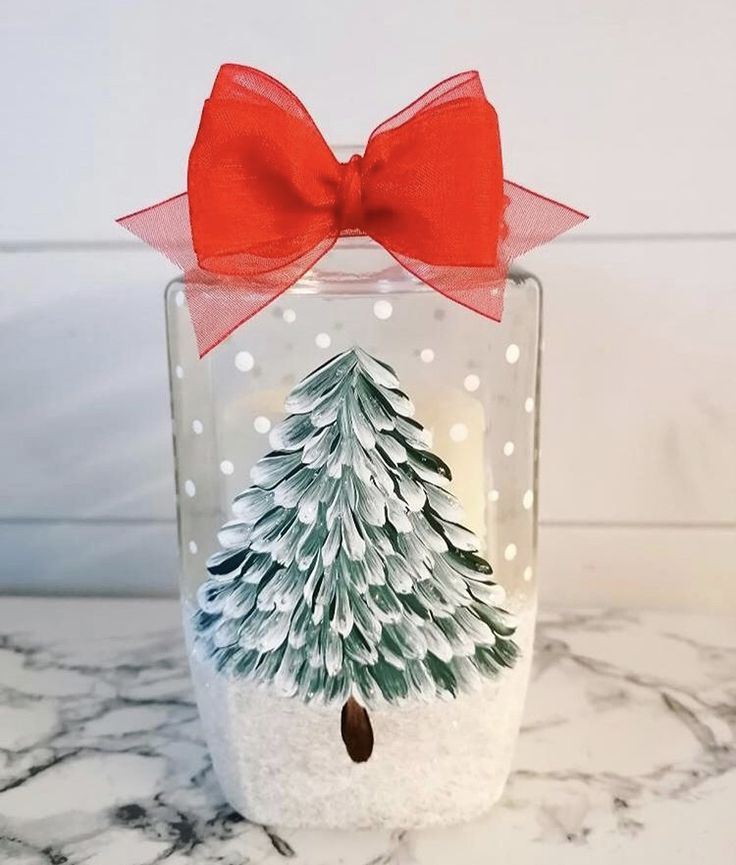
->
[0,598,734,864]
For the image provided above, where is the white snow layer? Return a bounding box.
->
[185,601,536,828]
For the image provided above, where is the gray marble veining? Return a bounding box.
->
[0,598,733,863]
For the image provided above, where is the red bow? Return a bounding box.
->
[118,65,587,357]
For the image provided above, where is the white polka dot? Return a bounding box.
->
[420,348,435,363]
[315,332,331,349]
[449,423,469,443]
[463,374,480,392]
[523,489,534,510]
[175,290,185,307]
[175,365,184,379]
[373,300,393,320]
[504,543,517,562]
[503,441,515,456]
[505,344,520,364]
[188,541,198,555]
[524,397,535,413]
[192,419,204,435]
[282,308,296,323]
[235,351,254,372]
[184,479,196,498]
[254,416,271,434]
[220,460,235,476]
[523,566,533,582]
[488,489,500,502]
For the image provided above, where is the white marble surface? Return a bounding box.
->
[0,598,734,864]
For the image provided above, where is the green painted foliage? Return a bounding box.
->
[193,347,518,706]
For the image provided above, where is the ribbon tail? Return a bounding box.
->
[501,180,588,259]
[387,251,507,322]
[117,193,199,272]
[118,193,336,357]
[387,181,587,322]
[182,239,335,358]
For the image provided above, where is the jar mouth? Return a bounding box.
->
[292,237,427,295]
[331,144,363,163]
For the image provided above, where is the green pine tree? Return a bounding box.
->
[193,346,518,761]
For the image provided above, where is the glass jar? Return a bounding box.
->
[165,234,541,829]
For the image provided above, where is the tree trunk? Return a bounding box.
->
[341,697,374,762]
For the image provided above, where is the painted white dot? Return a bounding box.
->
[192,419,204,435]
[254,416,271,434]
[188,541,198,555]
[234,351,254,372]
[315,332,331,349]
[373,300,393,320]
[184,479,196,498]
[488,489,500,502]
[503,441,515,456]
[505,343,521,364]
[175,290,185,307]
[420,348,435,363]
[504,543,518,562]
[449,423,469,443]
[175,365,184,380]
[220,460,235,476]
[523,489,534,510]
[282,308,296,323]
[524,397,535,413]
[463,374,480,392]
[523,566,533,582]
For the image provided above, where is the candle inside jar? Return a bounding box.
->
[224,385,496,556]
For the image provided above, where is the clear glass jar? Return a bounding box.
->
[166,235,541,829]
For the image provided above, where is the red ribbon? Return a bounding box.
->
[118,65,587,357]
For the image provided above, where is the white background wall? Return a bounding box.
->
[2,1,735,610]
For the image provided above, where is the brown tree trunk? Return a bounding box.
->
[341,697,374,762]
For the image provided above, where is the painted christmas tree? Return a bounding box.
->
[193,346,518,762]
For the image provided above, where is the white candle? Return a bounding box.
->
[228,386,494,557]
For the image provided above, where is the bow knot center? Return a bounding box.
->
[336,154,364,231]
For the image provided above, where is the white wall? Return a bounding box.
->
[2,2,735,609]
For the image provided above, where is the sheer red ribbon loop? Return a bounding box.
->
[118,65,587,357]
